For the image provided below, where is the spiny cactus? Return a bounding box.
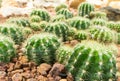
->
[68,17,90,30]
[0,24,24,44]
[25,33,61,64]
[51,15,65,22]
[0,34,16,63]
[23,27,33,38]
[91,18,107,26]
[39,21,48,30]
[55,3,68,12]
[30,9,50,22]
[30,22,41,31]
[56,45,73,65]
[66,40,117,81]
[30,15,41,22]
[118,33,120,44]
[89,26,117,43]
[57,8,73,19]
[78,2,94,17]
[45,22,69,41]
[7,17,30,27]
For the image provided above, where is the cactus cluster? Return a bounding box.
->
[30,22,41,31]
[78,2,94,17]
[0,34,16,63]
[65,40,117,81]
[25,33,60,64]
[30,9,50,22]
[30,15,41,22]
[55,3,68,12]
[57,8,73,19]
[45,22,69,41]
[51,15,65,22]
[91,18,107,26]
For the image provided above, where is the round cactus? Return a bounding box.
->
[30,9,50,22]
[0,34,16,63]
[118,33,120,44]
[25,33,61,64]
[45,22,69,41]
[68,17,90,30]
[39,21,48,30]
[91,18,107,26]
[78,2,94,17]
[7,17,30,27]
[55,3,68,12]
[30,15,41,22]
[23,27,33,38]
[0,24,24,44]
[51,15,65,22]
[30,22,42,31]
[66,40,117,81]
[57,8,73,19]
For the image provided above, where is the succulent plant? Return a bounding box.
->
[30,22,41,31]
[39,21,48,30]
[0,24,24,44]
[30,15,41,22]
[45,22,69,41]
[55,3,68,12]
[51,15,65,22]
[57,8,73,19]
[118,33,120,44]
[91,18,107,26]
[30,9,50,22]
[68,17,90,30]
[7,17,30,27]
[25,33,61,64]
[78,2,94,17]
[66,40,117,81]
[23,27,33,38]
[0,34,16,63]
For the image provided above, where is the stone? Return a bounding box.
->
[12,73,22,81]
[60,79,67,81]
[7,63,14,72]
[37,75,48,81]
[0,71,6,78]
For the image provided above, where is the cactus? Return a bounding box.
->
[0,34,16,63]
[68,17,90,30]
[45,22,69,41]
[39,21,48,30]
[30,15,41,22]
[66,40,117,81]
[55,3,68,12]
[23,27,33,38]
[25,33,61,64]
[57,8,73,19]
[0,24,24,44]
[30,9,50,22]
[118,33,120,44]
[78,2,94,17]
[7,17,30,27]
[30,22,41,31]
[91,18,107,26]
[89,26,117,43]
[51,15,65,22]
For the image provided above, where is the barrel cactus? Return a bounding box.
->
[30,15,41,22]
[68,17,90,30]
[0,34,16,63]
[118,33,120,44]
[23,27,33,38]
[30,22,41,31]
[45,22,69,41]
[51,15,65,22]
[55,3,68,12]
[78,2,94,17]
[91,18,107,26]
[57,8,73,19]
[0,24,24,44]
[30,9,50,22]
[39,21,48,30]
[25,33,61,64]
[66,40,117,81]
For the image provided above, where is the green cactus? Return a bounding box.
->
[68,17,90,30]
[56,45,73,65]
[57,8,73,19]
[23,27,33,38]
[45,22,69,41]
[25,33,61,64]
[30,22,41,31]
[91,18,107,26]
[55,3,68,12]
[7,17,30,27]
[30,9,50,22]
[30,15,41,22]
[118,33,120,44]
[0,34,16,63]
[39,21,48,30]
[78,2,94,17]
[51,15,65,22]
[66,40,117,81]
[0,24,24,44]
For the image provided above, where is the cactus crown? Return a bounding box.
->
[30,15,41,22]
[91,18,107,26]
[55,3,68,12]
[30,22,41,31]
[51,15,65,22]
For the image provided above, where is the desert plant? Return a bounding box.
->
[55,3,68,12]
[91,18,107,26]
[78,2,94,17]
[66,40,117,81]
[23,27,33,38]
[51,15,65,22]
[25,33,61,64]
[57,8,73,19]
[118,33,120,44]
[30,15,41,22]
[30,22,41,31]
[39,21,48,30]
[30,9,50,22]
[0,34,16,63]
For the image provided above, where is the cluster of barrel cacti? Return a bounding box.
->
[0,1,119,81]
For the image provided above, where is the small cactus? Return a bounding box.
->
[66,40,117,81]
[55,3,68,12]
[51,15,65,22]
[118,33,120,44]
[39,21,48,30]
[91,18,107,26]
[68,17,90,30]
[57,8,73,19]
[23,27,33,38]
[0,34,16,63]
[30,9,50,22]
[45,22,69,41]
[30,22,41,31]
[30,15,41,22]
[25,33,61,64]
[78,2,94,17]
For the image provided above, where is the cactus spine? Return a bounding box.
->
[91,18,107,26]
[30,22,41,31]
[30,15,41,22]
[51,15,65,22]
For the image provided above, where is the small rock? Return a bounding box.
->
[60,79,67,81]
[67,73,74,81]
[14,61,22,69]
[55,76,61,81]
[37,75,48,81]
[21,72,31,79]
[11,69,23,75]
[7,63,14,72]
[19,56,28,63]
[0,78,6,81]
[23,67,30,71]
[70,40,79,46]
[31,67,37,73]
[48,77,54,81]
[0,71,6,78]
[27,78,37,81]
[12,73,22,81]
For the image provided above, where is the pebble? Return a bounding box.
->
[12,73,22,81]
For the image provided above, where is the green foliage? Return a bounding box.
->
[91,18,107,26]
[30,15,41,22]
[23,27,33,38]
[51,15,65,22]
[25,33,61,64]
[55,3,68,12]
